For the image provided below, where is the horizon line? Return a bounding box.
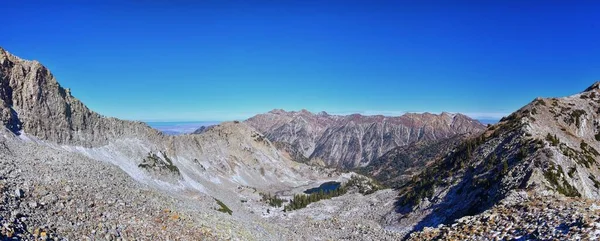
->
[134,110,509,123]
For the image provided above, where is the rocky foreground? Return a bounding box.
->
[0,129,225,240]
[0,129,405,240]
[409,191,600,240]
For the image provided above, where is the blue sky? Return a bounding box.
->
[3,1,599,121]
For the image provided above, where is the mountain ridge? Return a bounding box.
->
[390,81,600,237]
[244,108,486,168]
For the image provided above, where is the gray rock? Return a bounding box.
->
[14,188,24,198]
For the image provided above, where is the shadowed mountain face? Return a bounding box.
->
[393,82,600,236]
[245,109,486,169]
[359,135,469,188]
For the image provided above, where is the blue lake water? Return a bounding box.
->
[304,181,341,194]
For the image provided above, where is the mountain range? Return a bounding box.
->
[245,109,485,169]
[1,46,599,240]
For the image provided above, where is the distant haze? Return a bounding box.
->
[146,121,220,135]
[145,113,500,134]
[477,119,500,125]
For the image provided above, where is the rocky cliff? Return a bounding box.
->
[392,82,600,237]
[245,109,485,168]
[0,47,161,147]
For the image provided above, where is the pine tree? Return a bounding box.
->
[502,159,509,174]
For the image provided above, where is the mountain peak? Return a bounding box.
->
[317,111,329,116]
[583,81,600,93]
[268,108,287,114]
[440,111,455,117]
[299,109,311,114]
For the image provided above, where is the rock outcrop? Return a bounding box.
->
[245,109,485,168]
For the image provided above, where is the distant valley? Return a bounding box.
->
[146,121,220,135]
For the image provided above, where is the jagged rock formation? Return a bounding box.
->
[0,47,161,147]
[245,109,485,169]
[390,82,600,237]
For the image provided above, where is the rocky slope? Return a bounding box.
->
[0,47,329,197]
[245,109,485,169]
[191,125,215,134]
[0,122,404,240]
[408,191,600,240]
[0,128,228,240]
[359,135,468,188]
[389,82,600,237]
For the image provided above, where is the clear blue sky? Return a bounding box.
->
[3,1,599,121]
